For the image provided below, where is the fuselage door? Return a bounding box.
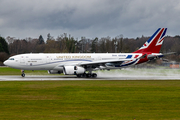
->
[20,56,25,65]
[46,56,50,63]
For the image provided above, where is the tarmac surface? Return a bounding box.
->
[0,74,180,81]
[0,68,180,81]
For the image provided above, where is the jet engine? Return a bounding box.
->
[63,66,85,75]
[147,54,158,60]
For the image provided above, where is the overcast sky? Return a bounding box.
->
[0,0,180,40]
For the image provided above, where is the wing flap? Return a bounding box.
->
[77,58,136,66]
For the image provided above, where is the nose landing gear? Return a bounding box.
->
[21,70,25,77]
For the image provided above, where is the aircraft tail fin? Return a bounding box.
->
[133,28,167,53]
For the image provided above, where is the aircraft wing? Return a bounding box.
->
[77,58,136,66]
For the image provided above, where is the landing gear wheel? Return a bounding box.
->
[21,70,25,77]
[77,74,81,78]
[92,73,97,78]
[86,74,92,78]
[76,74,84,78]
[21,73,25,77]
[76,73,97,78]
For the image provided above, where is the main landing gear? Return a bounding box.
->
[76,73,97,78]
[21,70,25,77]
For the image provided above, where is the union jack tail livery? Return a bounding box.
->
[134,28,167,53]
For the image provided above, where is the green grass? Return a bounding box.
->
[0,80,180,120]
[0,67,49,75]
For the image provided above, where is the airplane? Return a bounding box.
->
[4,28,168,78]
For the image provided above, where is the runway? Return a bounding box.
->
[0,68,179,81]
[0,74,180,81]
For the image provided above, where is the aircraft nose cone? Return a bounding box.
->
[3,60,8,66]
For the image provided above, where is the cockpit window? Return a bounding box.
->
[8,58,15,60]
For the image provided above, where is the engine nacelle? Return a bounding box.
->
[147,54,158,60]
[63,66,85,75]
[48,70,62,74]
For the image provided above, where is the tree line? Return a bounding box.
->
[0,33,180,64]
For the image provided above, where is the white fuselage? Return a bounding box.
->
[4,53,142,71]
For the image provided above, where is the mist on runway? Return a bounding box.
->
[96,68,180,79]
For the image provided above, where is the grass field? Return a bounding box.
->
[0,67,49,75]
[0,80,180,120]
